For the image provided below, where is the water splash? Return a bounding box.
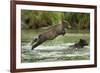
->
[22,42,32,50]
[21,43,90,63]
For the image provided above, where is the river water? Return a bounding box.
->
[21,43,90,63]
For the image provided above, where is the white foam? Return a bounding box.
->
[22,43,75,50]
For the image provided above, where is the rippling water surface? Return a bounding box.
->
[21,43,90,63]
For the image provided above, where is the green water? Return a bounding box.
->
[21,29,90,63]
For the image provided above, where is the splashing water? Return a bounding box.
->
[21,43,90,63]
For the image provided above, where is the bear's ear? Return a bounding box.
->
[79,39,83,42]
[80,39,82,41]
